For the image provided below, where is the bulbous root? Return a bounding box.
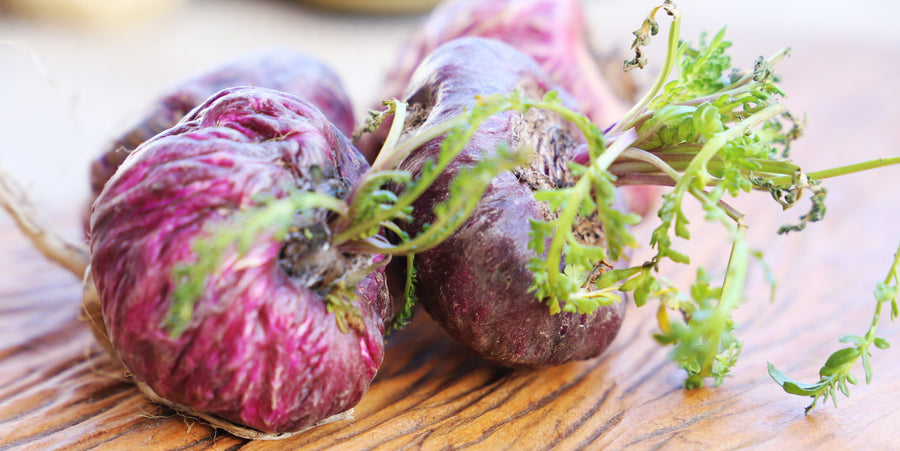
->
[1,162,358,439]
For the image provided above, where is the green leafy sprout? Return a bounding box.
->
[521,0,900,390]
[768,241,900,413]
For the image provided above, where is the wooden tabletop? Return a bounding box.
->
[3,29,900,451]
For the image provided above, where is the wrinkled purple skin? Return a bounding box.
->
[396,38,625,368]
[87,50,355,228]
[358,0,624,162]
[89,87,387,434]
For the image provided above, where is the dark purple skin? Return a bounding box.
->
[395,38,625,368]
[89,87,387,434]
[357,0,625,163]
[360,0,657,220]
[87,50,355,227]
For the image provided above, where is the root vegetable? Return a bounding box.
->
[4,1,897,433]
[390,37,626,367]
[89,86,387,435]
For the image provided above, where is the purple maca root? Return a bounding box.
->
[87,49,356,228]
[359,0,658,220]
[393,37,625,368]
[358,0,626,162]
[89,86,388,435]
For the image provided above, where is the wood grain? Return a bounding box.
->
[2,43,900,450]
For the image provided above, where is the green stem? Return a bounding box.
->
[612,3,682,133]
[612,156,799,177]
[868,242,900,341]
[767,157,900,185]
[367,101,409,174]
[768,240,900,410]
[618,147,684,182]
[386,254,418,332]
[688,185,745,223]
[545,180,591,291]
[542,131,637,295]
[595,129,637,171]
[334,116,478,246]
[706,224,748,376]
[613,148,746,223]
[372,189,485,255]
[673,103,784,194]
[685,193,748,387]
[339,94,610,249]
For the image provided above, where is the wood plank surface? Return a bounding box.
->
[2,32,900,451]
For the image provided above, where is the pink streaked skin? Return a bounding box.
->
[89,87,386,434]
[87,50,356,230]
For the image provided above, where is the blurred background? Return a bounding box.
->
[2,3,900,445]
[1,0,899,216]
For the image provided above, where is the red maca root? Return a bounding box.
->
[90,87,388,435]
